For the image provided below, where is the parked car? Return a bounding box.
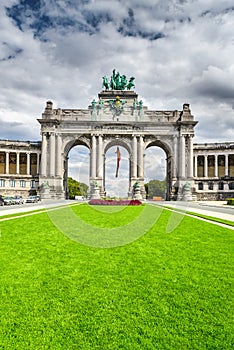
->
[26,195,39,203]
[0,197,4,206]
[13,195,24,205]
[3,196,14,205]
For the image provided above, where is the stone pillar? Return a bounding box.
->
[138,135,144,178]
[90,135,96,178]
[188,135,193,178]
[97,135,103,178]
[16,152,20,174]
[132,135,137,178]
[103,154,106,193]
[50,133,55,177]
[225,154,229,176]
[173,136,178,178]
[214,154,218,177]
[41,132,47,176]
[27,153,30,175]
[36,153,40,175]
[180,134,185,179]
[204,155,208,178]
[5,152,9,174]
[194,155,197,177]
[56,134,62,176]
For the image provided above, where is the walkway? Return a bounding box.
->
[149,200,234,230]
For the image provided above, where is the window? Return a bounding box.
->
[0,179,5,187]
[20,180,26,188]
[9,179,15,187]
[218,182,224,190]
[229,182,234,190]
[208,182,213,190]
[30,180,36,188]
[198,182,203,190]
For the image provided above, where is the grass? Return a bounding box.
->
[0,204,233,349]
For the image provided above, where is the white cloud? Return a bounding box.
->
[1,0,234,191]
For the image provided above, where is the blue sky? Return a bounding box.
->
[1,0,234,194]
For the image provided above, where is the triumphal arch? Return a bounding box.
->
[38,71,198,200]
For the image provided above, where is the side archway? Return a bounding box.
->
[63,137,90,198]
[145,139,172,200]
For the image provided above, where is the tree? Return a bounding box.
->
[144,179,166,199]
[67,177,88,199]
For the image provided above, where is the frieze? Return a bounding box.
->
[93,124,144,131]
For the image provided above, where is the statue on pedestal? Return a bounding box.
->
[90,181,100,199]
[40,180,50,199]
[102,70,135,91]
[132,181,142,200]
[182,181,192,201]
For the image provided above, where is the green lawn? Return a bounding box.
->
[0,204,233,349]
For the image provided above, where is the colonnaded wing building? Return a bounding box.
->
[0,72,234,201]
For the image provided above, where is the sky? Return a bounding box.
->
[1,0,234,195]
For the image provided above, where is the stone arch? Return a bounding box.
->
[145,138,172,157]
[38,90,197,200]
[63,136,90,157]
[104,138,131,154]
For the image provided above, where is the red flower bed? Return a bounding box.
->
[88,199,142,206]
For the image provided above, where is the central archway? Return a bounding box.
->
[104,139,131,198]
[104,146,129,198]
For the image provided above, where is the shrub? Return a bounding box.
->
[226,198,234,205]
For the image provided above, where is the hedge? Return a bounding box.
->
[226,198,234,205]
[88,199,142,206]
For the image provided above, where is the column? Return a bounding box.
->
[194,155,197,177]
[5,152,9,174]
[138,135,144,178]
[180,134,185,178]
[103,155,106,193]
[225,154,229,176]
[27,153,30,175]
[188,135,193,178]
[132,135,137,178]
[56,134,62,176]
[204,155,208,178]
[16,152,20,174]
[36,153,40,175]
[41,132,47,176]
[214,154,218,177]
[50,133,55,177]
[173,136,178,178]
[90,135,96,178]
[97,135,103,178]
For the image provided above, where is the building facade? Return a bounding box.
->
[0,85,233,201]
[193,142,234,200]
[0,140,41,197]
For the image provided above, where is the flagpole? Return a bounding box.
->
[115,146,121,178]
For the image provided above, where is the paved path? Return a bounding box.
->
[148,200,234,230]
[159,201,234,222]
[0,199,76,217]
